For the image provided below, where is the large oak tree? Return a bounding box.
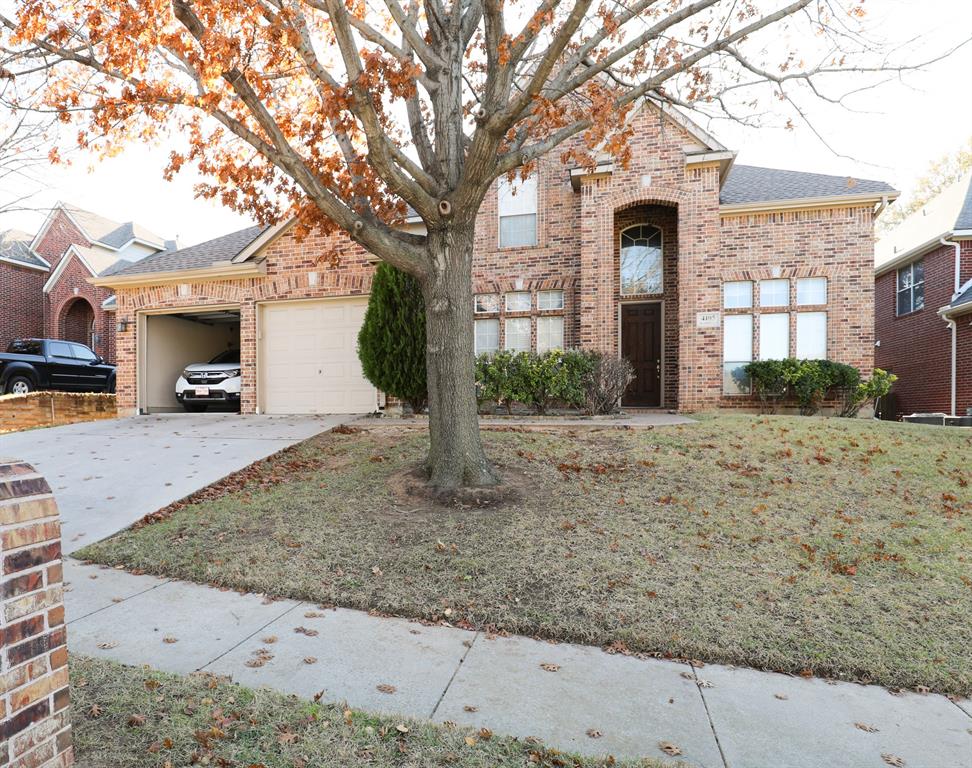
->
[1,0,953,487]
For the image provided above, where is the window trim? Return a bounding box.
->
[895,260,925,316]
[619,223,664,297]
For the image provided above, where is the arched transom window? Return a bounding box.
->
[620,224,663,296]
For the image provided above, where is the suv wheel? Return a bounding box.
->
[6,376,34,395]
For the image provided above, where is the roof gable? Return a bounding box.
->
[31,202,173,254]
[110,225,265,277]
[0,229,49,271]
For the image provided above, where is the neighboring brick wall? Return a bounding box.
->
[0,393,116,433]
[43,254,117,363]
[0,459,73,768]
[110,103,880,414]
[0,264,46,352]
[875,241,972,416]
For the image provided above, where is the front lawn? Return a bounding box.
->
[79,414,972,695]
[71,656,652,767]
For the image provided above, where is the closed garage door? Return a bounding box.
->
[259,298,376,414]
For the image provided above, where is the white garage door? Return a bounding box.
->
[259,298,376,414]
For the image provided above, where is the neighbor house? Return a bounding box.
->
[91,101,897,416]
[0,203,175,362]
[874,172,972,418]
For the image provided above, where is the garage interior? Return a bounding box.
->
[139,309,240,413]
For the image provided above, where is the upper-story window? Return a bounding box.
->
[620,224,663,295]
[498,173,538,248]
[474,293,499,314]
[896,260,924,316]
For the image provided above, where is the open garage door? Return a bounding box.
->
[259,298,376,414]
[139,308,241,413]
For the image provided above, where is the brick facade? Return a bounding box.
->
[42,252,117,363]
[875,241,972,416]
[0,459,73,768]
[110,105,880,415]
[0,264,46,352]
[0,393,117,433]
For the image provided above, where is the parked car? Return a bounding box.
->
[0,339,116,395]
[175,349,241,412]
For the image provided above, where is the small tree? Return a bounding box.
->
[358,262,427,414]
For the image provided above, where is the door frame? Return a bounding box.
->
[256,295,379,415]
[617,299,665,408]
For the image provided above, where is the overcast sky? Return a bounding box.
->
[1,0,969,248]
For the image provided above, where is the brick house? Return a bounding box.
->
[0,204,174,364]
[91,102,897,416]
[875,173,972,418]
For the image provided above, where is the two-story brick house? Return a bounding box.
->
[91,101,897,416]
[0,203,174,364]
[875,172,972,418]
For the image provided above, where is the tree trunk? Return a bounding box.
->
[421,223,498,489]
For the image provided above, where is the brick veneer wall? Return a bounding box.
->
[0,393,117,433]
[43,253,117,363]
[0,264,46,352]
[875,241,972,416]
[0,459,73,768]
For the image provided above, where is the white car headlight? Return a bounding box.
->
[227,369,241,378]
[182,369,193,379]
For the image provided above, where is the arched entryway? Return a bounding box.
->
[59,298,95,348]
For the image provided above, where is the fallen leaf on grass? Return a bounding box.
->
[464,736,477,747]
[659,741,682,756]
[87,704,103,718]
[277,728,298,745]
[479,728,493,740]
[396,724,409,734]
[854,722,879,733]
[128,714,146,727]
[540,663,560,672]
[881,754,905,767]
[586,729,603,739]
[376,684,397,694]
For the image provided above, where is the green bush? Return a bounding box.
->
[744,358,871,416]
[744,358,801,413]
[475,349,599,414]
[357,262,427,413]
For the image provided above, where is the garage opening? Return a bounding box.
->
[139,308,241,414]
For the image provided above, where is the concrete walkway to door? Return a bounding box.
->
[0,413,355,554]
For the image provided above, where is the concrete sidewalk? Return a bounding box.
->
[64,559,972,768]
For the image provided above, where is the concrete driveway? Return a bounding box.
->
[0,413,354,553]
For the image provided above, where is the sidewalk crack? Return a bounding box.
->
[429,631,480,720]
[690,662,730,768]
[197,600,305,672]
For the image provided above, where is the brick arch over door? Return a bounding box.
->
[611,186,687,213]
[58,297,95,347]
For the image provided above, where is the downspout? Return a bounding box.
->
[940,236,961,295]
[945,315,958,417]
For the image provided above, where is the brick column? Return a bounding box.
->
[578,176,615,352]
[0,459,73,768]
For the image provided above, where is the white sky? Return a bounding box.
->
[0,0,969,248]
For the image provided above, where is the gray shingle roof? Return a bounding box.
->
[720,165,896,206]
[112,225,266,276]
[0,229,48,270]
[62,203,172,250]
[953,176,972,231]
[951,281,972,311]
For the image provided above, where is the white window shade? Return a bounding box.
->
[537,316,564,352]
[505,291,531,312]
[723,281,752,309]
[796,278,827,306]
[723,314,753,394]
[796,312,827,359]
[474,319,499,355]
[759,313,789,360]
[498,174,538,247]
[760,279,789,307]
[538,290,564,310]
[505,317,531,351]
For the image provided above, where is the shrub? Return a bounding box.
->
[475,350,529,413]
[583,353,635,414]
[745,358,872,416]
[357,262,427,413]
[840,367,897,418]
[475,349,602,414]
[744,359,800,414]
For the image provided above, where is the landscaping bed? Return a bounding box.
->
[71,656,653,767]
[79,414,972,695]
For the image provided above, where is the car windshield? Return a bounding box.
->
[208,349,241,365]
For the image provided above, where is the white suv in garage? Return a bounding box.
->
[175,349,242,412]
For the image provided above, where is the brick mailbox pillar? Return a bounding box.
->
[0,459,73,768]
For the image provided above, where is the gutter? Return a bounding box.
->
[720,191,898,217]
[87,260,266,288]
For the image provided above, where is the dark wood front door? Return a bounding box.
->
[621,303,662,407]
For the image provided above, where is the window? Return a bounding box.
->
[70,343,97,362]
[797,277,827,306]
[505,317,531,351]
[498,173,538,247]
[6,339,42,355]
[620,224,663,295]
[474,293,499,314]
[796,312,827,359]
[505,291,531,312]
[759,279,789,308]
[723,314,753,394]
[896,261,924,315]
[474,319,499,355]
[723,281,753,309]
[537,316,564,352]
[49,341,73,358]
[537,290,564,311]
[759,313,789,360]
